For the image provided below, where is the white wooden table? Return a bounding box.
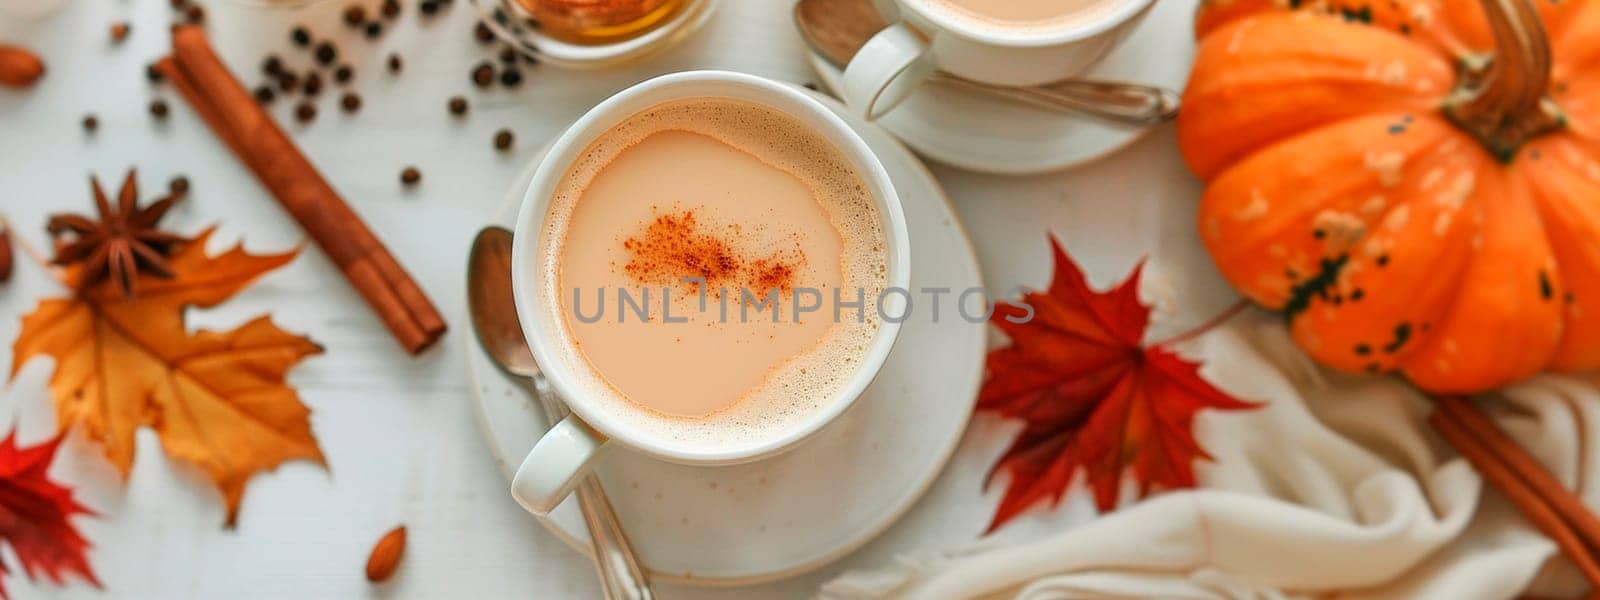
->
[0,0,1233,596]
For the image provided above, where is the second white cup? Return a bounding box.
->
[842,0,1155,119]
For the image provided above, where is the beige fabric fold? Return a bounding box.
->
[824,312,1597,599]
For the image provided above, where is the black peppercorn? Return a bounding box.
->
[343,4,366,27]
[303,72,323,96]
[255,85,276,104]
[499,47,517,64]
[387,53,403,74]
[169,176,190,196]
[448,96,468,116]
[262,55,284,76]
[381,0,400,18]
[493,129,514,151]
[334,64,354,84]
[149,99,170,120]
[420,0,439,15]
[365,22,383,39]
[146,63,165,83]
[82,114,98,132]
[475,22,495,44]
[400,166,421,186]
[499,68,522,88]
[471,62,494,87]
[278,71,299,93]
[341,93,362,113]
[314,41,337,66]
[295,101,317,123]
[291,26,312,47]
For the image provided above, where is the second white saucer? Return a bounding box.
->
[806,0,1192,175]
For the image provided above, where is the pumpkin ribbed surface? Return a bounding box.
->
[1181,0,1600,392]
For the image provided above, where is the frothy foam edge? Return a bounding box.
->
[539,96,888,452]
[919,0,1129,35]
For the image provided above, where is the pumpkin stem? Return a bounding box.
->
[1443,0,1565,162]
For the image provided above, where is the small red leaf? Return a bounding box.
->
[979,237,1256,532]
[0,431,99,598]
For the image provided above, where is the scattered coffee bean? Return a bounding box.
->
[448,96,468,116]
[184,5,205,23]
[149,99,170,120]
[262,55,284,76]
[499,68,522,88]
[110,22,131,43]
[365,21,383,39]
[278,71,300,93]
[341,92,362,113]
[493,129,513,151]
[400,166,421,186]
[146,63,166,83]
[334,64,354,85]
[499,47,517,64]
[471,62,494,87]
[295,101,317,123]
[387,53,403,74]
[381,0,400,19]
[82,114,98,132]
[303,72,323,96]
[314,41,338,66]
[474,22,495,44]
[419,0,439,16]
[168,176,190,196]
[291,26,311,47]
[254,85,276,104]
[343,4,367,27]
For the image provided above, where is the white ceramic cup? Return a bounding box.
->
[508,70,912,516]
[842,0,1155,119]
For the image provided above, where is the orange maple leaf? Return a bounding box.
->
[979,237,1256,532]
[10,227,324,526]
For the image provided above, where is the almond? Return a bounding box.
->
[365,525,406,583]
[0,45,45,89]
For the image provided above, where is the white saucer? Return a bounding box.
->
[465,90,986,585]
[470,0,717,69]
[806,0,1192,175]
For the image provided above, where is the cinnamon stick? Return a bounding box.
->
[1429,399,1600,589]
[158,26,445,354]
[1436,396,1600,546]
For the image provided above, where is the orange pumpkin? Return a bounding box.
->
[1179,0,1600,393]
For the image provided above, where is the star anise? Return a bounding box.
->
[47,170,186,298]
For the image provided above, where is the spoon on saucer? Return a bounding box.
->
[468,226,655,600]
[794,0,1180,126]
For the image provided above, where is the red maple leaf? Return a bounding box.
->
[0,432,99,599]
[979,237,1256,532]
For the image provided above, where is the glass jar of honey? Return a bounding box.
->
[512,0,687,44]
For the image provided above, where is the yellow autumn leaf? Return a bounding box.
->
[11,227,323,526]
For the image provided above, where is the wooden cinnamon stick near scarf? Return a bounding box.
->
[1429,396,1600,589]
[156,25,446,354]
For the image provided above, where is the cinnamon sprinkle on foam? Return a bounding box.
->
[620,209,802,293]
